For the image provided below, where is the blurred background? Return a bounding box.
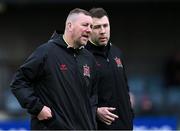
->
[0,0,180,130]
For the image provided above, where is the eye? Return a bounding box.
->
[82,23,88,27]
[93,25,101,29]
[82,23,91,28]
[103,24,108,28]
[90,25,93,29]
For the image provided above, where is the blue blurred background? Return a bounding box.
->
[0,0,180,130]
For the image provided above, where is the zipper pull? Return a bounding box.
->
[74,53,76,58]
[107,58,109,62]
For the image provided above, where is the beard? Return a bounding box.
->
[74,39,86,49]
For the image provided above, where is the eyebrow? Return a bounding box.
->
[93,23,108,28]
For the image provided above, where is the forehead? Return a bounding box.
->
[75,13,92,23]
[92,16,109,25]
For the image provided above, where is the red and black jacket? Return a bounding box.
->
[86,41,134,130]
[10,31,98,130]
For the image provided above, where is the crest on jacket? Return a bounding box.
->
[60,64,68,71]
[83,65,90,77]
[114,57,123,68]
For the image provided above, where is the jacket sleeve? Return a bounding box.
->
[119,51,130,92]
[10,47,47,116]
[120,52,135,118]
[90,60,99,126]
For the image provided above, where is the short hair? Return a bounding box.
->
[68,8,91,17]
[65,8,91,25]
[89,8,109,19]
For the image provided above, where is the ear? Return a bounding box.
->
[67,22,73,32]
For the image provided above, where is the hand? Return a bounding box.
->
[97,107,119,125]
[37,106,52,120]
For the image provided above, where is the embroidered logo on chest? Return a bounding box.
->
[114,57,123,68]
[59,64,68,71]
[83,65,90,77]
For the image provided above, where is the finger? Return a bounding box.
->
[45,113,53,120]
[47,112,53,118]
[47,107,52,113]
[104,115,115,122]
[105,121,112,125]
[107,107,116,111]
[100,117,112,125]
[107,111,119,119]
[99,116,112,124]
[47,108,53,117]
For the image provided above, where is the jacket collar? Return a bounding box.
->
[86,41,112,57]
[49,30,84,52]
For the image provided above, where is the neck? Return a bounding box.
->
[63,33,75,48]
[89,39,99,46]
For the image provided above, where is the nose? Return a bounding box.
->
[86,26,92,33]
[100,26,105,34]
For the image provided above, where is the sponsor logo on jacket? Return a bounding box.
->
[83,65,90,77]
[114,57,123,68]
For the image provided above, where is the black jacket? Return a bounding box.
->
[10,31,98,130]
[86,42,134,130]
